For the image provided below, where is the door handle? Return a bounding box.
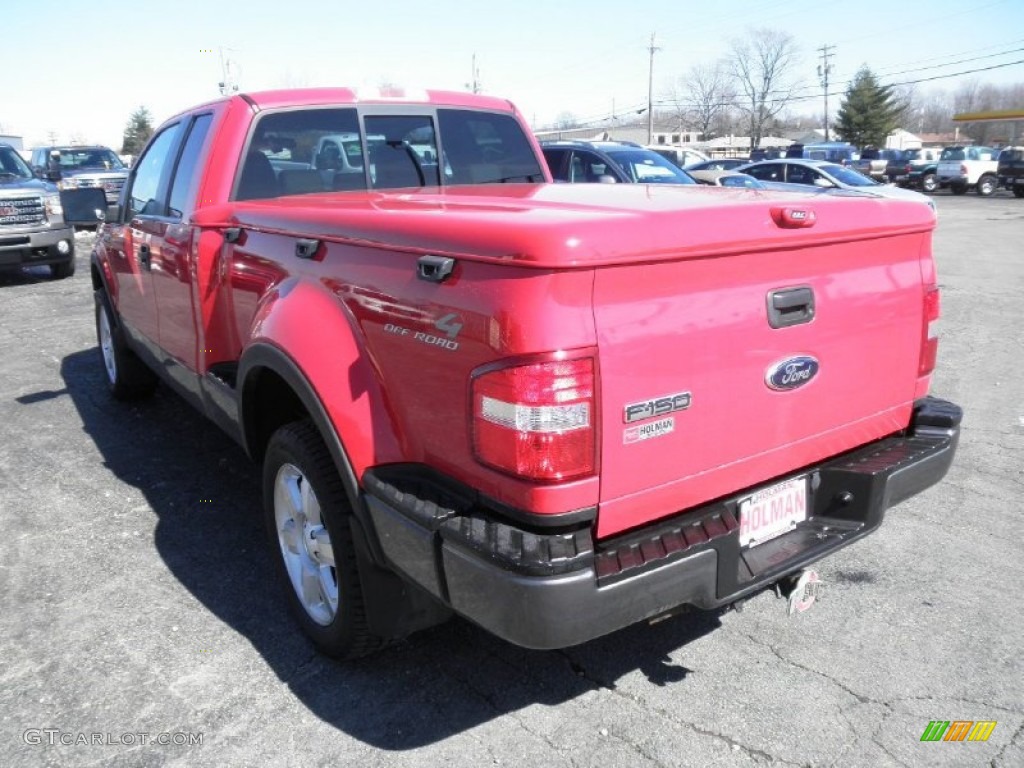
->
[767,286,815,328]
[138,243,151,270]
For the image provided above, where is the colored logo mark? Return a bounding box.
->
[920,720,997,742]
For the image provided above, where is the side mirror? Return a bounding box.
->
[812,177,835,188]
[597,174,618,184]
[46,169,62,182]
[59,188,108,225]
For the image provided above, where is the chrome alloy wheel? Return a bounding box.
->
[274,463,338,626]
[99,306,117,384]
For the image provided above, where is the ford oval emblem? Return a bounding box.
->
[765,356,819,391]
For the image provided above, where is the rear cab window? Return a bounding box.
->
[234,106,545,200]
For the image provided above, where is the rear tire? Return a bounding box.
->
[976,175,996,197]
[95,290,158,400]
[1013,187,1024,199]
[263,420,386,659]
[950,182,968,196]
[920,173,937,194]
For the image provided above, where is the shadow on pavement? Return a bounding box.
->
[58,347,724,749]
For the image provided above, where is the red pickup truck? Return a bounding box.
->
[89,88,961,658]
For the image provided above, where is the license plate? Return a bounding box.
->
[894,175,908,181]
[739,476,807,547]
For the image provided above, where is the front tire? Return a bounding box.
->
[263,421,385,659]
[50,257,75,280]
[976,175,996,197]
[94,290,158,400]
[1013,186,1024,199]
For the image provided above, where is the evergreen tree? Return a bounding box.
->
[121,107,154,156]
[834,68,905,148]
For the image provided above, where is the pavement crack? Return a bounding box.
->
[739,631,873,706]
[990,720,1024,768]
[438,658,579,765]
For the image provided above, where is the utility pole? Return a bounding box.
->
[467,53,481,94]
[817,44,835,141]
[647,33,660,144]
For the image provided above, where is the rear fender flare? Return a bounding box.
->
[237,278,402,500]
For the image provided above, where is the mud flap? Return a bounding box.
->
[348,513,452,639]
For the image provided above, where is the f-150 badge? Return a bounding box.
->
[623,391,692,423]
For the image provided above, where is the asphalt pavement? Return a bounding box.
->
[1,192,1022,767]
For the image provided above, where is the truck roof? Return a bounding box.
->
[170,87,519,121]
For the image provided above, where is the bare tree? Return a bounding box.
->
[670,62,735,140]
[554,111,580,130]
[726,28,803,151]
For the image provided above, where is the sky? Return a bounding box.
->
[2,0,1022,149]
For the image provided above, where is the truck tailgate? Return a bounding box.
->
[593,229,929,538]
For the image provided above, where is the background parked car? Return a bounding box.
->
[997,146,1024,197]
[28,145,128,220]
[787,142,859,165]
[886,147,943,192]
[687,169,763,187]
[683,157,750,172]
[735,158,937,211]
[645,145,709,169]
[852,147,905,181]
[936,145,1000,196]
[541,141,697,184]
[0,143,75,279]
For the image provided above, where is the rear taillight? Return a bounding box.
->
[905,164,913,173]
[472,356,596,482]
[960,164,968,176]
[919,285,940,376]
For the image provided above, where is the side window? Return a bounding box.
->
[746,164,778,181]
[786,165,812,185]
[569,151,594,182]
[127,125,181,219]
[542,149,568,180]
[237,108,363,201]
[168,114,213,220]
[437,109,545,184]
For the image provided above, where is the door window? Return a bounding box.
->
[542,148,569,181]
[127,126,181,219]
[746,164,782,181]
[168,114,213,220]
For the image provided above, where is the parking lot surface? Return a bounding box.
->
[1,192,1022,767]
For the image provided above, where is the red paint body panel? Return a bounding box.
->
[93,88,940,541]
[592,233,927,537]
